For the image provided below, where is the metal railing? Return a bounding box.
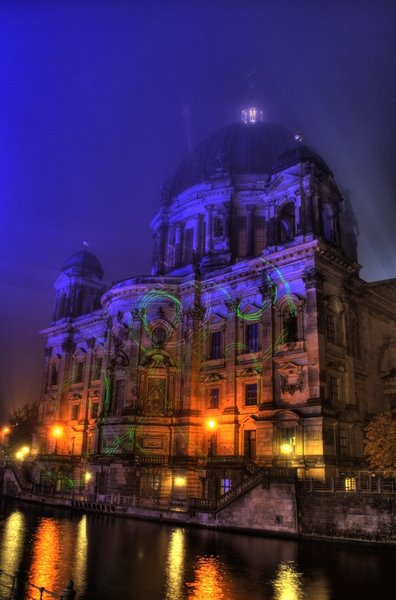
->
[298,473,396,494]
[0,569,75,599]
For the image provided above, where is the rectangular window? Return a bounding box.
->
[209,388,219,409]
[330,376,340,404]
[245,383,258,406]
[244,430,257,459]
[345,477,356,491]
[71,404,79,421]
[339,428,348,456]
[210,331,222,360]
[74,361,84,384]
[91,402,99,419]
[92,357,102,381]
[326,314,336,343]
[220,478,231,496]
[246,322,259,353]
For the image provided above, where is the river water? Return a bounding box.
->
[0,498,394,599]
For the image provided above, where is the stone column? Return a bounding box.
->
[205,205,213,253]
[157,223,168,273]
[266,201,277,246]
[174,223,183,267]
[166,224,176,270]
[247,205,255,256]
[193,214,203,252]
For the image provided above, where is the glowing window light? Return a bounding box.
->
[345,477,356,492]
[84,472,92,482]
[174,477,186,487]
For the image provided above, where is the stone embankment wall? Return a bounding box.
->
[298,492,396,543]
[214,481,298,536]
[4,460,396,544]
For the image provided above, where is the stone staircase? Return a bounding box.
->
[214,470,266,514]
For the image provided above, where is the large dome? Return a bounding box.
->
[169,121,296,198]
[61,250,104,279]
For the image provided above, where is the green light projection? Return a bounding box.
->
[68,259,298,459]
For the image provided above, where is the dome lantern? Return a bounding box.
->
[241,107,264,124]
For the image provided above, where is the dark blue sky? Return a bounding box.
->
[1,1,396,421]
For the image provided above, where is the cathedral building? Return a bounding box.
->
[33,108,396,502]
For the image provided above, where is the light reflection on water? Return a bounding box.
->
[0,501,395,599]
[0,511,25,575]
[165,528,185,600]
[272,561,304,600]
[186,556,232,600]
[73,514,88,594]
[29,518,62,597]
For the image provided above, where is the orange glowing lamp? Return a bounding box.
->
[52,426,63,438]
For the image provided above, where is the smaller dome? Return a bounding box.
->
[272,144,331,175]
[61,250,104,279]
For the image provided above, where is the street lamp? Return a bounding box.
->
[15,446,30,461]
[52,426,63,455]
[205,419,217,501]
[206,419,217,456]
[1,426,10,445]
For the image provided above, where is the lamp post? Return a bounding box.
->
[1,426,10,446]
[205,419,217,500]
[206,419,217,456]
[52,426,63,455]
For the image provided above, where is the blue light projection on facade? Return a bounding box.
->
[33,106,396,505]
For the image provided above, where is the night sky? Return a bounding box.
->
[1,1,396,422]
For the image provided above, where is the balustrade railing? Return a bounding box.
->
[299,473,396,494]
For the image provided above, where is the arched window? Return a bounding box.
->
[325,296,344,346]
[278,202,295,243]
[284,310,298,343]
[322,201,336,243]
[273,411,301,463]
[50,364,58,386]
[278,296,301,345]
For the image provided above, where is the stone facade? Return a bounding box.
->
[33,109,396,502]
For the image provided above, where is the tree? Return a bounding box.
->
[364,412,396,476]
[7,401,38,455]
